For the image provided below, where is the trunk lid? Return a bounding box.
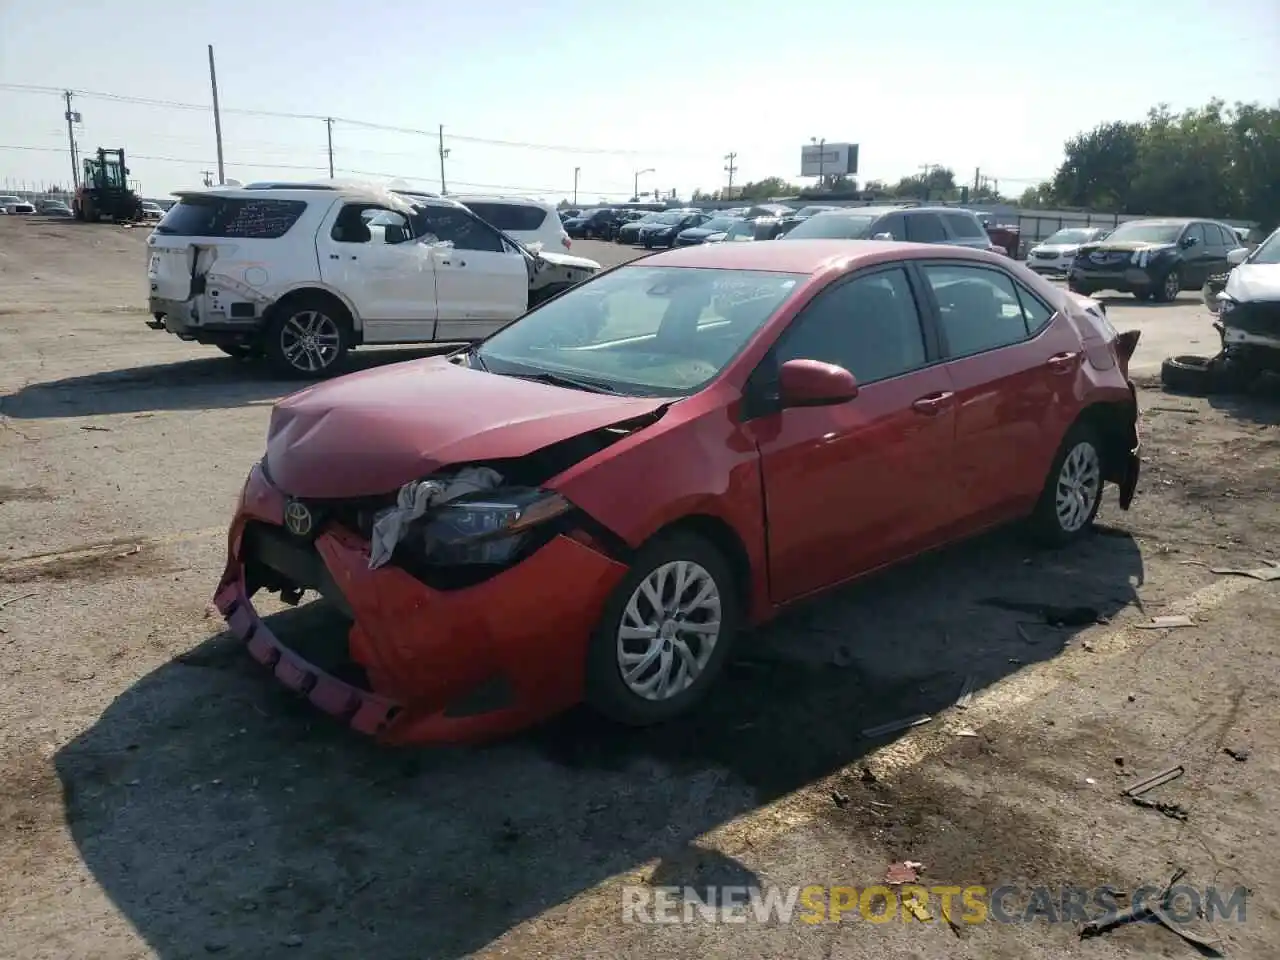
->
[264,357,668,498]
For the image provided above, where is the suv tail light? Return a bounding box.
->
[1115,329,1140,379]
[562,236,572,249]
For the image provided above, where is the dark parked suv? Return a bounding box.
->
[1068,218,1244,303]
[781,205,999,250]
[562,207,622,240]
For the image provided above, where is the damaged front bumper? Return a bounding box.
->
[215,462,629,744]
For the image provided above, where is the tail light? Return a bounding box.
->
[562,236,572,249]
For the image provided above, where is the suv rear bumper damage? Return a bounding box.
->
[216,462,628,745]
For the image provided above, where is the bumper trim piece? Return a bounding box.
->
[214,579,401,736]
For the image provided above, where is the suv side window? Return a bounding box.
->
[1184,223,1207,248]
[942,212,987,239]
[416,207,506,253]
[775,267,927,384]
[1214,224,1237,249]
[921,264,1031,357]
[905,212,947,243]
[463,201,546,232]
[330,203,380,243]
[875,213,907,239]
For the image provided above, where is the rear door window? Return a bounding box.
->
[905,213,948,243]
[875,213,907,239]
[154,197,307,239]
[463,202,547,232]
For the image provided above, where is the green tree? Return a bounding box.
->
[736,177,800,200]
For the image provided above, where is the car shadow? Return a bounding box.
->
[0,346,462,419]
[1206,375,1280,425]
[55,521,1143,958]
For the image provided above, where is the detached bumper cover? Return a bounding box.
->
[216,462,629,744]
[1119,381,1141,511]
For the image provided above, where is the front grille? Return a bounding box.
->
[1033,250,1059,260]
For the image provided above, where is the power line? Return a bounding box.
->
[0,82,698,158]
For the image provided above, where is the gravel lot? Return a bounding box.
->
[2,218,1279,960]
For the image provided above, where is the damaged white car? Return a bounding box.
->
[145,180,601,377]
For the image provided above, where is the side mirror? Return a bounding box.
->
[1180,235,1198,248]
[1226,247,1249,266]
[778,359,858,408]
[871,232,894,241]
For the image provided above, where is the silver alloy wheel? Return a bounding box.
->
[281,309,341,373]
[1163,270,1180,301]
[1055,441,1102,533]
[617,559,722,701]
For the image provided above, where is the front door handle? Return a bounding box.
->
[911,391,954,415]
[1046,351,1079,374]
[328,254,339,260]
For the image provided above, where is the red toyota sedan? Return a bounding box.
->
[215,240,1141,745]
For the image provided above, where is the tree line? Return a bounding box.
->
[678,99,1279,228]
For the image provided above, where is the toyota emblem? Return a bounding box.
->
[283,500,313,537]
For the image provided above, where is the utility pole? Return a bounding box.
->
[438,124,449,194]
[325,119,335,178]
[207,45,225,185]
[633,167,654,201]
[811,137,826,188]
[63,90,80,190]
[200,170,215,187]
[573,166,580,205]
[724,152,737,195]
[973,167,980,192]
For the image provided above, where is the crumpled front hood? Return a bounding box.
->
[536,250,601,271]
[264,358,667,498]
[1224,263,1280,303]
[1093,241,1175,253]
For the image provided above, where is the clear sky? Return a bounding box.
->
[2,0,1277,203]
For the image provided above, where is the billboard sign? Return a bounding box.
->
[800,143,858,178]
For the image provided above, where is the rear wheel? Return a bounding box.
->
[585,532,741,726]
[263,295,351,379]
[1028,422,1105,547]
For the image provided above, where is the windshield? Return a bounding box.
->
[1249,230,1280,265]
[782,214,877,240]
[576,208,603,218]
[476,266,803,397]
[651,212,686,225]
[725,222,756,241]
[1043,228,1097,245]
[792,206,833,218]
[1106,222,1183,244]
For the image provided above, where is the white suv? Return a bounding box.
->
[146,180,600,377]
[453,195,575,253]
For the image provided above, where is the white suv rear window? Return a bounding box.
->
[154,197,307,239]
[462,202,547,232]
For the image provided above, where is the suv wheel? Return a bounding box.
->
[264,295,351,379]
[1154,268,1181,303]
[1027,422,1104,546]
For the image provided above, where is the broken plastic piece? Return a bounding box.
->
[862,714,931,738]
[1135,615,1194,629]
[885,861,923,885]
[1208,561,1280,582]
[1123,764,1185,798]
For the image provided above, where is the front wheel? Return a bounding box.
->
[1154,268,1181,303]
[585,532,740,726]
[1027,422,1105,547]
[263,296,351,379]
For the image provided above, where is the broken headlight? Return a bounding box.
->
[407,489,571,566]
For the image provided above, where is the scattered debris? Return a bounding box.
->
[1124,765,1185,798]
[1079,866,1223,954]
[281,934,304,948]
[978,598,1102,626]
[1209,560,1280,582]
[1224,746,1251,762]
[885,861,924,885]
[956,727,979,738]
[862,714,932,739]
[831,790,850,808]
[1135,614,1195,629]
[1085,777,1097,785]
[1130,797,1189,821]
[1148,902,1225,955]
[79,425,111,432]
[1127,694,1136,702]
[954,674,976,709]
[1082,641,1095,652]
[858,766,877,784]
[1007,658,1022,665]
[1015,622,1036,644]
[0,592,37,611]
[116,544,141,558]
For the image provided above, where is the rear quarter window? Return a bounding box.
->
[463,202,548,232]
[155,197,307,239]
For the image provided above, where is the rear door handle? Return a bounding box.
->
[1046,351,1079,374]
[911,391,954,415]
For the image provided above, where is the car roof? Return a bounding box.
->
[453,194,553,209]
[809,205,909,218]
[1118,217,1194,226]
[635,238,1004,274]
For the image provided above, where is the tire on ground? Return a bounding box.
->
[585,531,741,726]
[1161,354,1225,395]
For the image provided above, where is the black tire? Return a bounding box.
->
[1153,267,1181,303]
[262,294,352,379]
[1027,421,1106,547]
[1067,279,1092,296]
[1161,353,1225,395]
[585,531,741,726]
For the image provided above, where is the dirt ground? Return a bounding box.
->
[1,217,1278,960]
